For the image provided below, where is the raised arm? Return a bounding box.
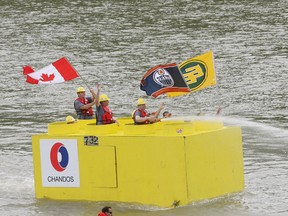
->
[89,87,97,101]
[79,87,97,110]
[153,102,165,118]
[95,83,101,107]
[80,101,96,110]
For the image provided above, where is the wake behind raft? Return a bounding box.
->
[31,116,244,208]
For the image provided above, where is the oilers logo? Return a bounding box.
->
[153,68,174,87]
[50,142,69,172]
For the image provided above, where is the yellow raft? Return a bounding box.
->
[31,117,244,208]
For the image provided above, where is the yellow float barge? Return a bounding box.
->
[31,117,244,208]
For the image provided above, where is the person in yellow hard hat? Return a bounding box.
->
[74,86,97,119]
[66,115,76,124]
[95,84,118,125]
[132,98,165,125]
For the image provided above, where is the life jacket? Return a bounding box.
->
[98,212,106,216]
[76,97,93,116]
[132,109,149,124]
[99,105,114,124]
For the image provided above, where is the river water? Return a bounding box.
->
[0,0,287,215]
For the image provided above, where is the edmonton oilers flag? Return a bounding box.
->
[140,63,190,98]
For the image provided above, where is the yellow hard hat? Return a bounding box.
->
[66,115,75,123]
[137,98,146,106]
[77,87,85,93]
[99,94,110,102]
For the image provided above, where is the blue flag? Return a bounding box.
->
[140,63,190,98]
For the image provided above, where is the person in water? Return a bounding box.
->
[98,206,113,216]
[162,111,172,118]
[95,83,118,125]
[74,86,96,119]
[132,98,164,124]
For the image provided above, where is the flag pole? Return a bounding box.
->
[191,93,203,115]
[76,72,99,101]
[71,56,93,91]
[176,64,203,115]
[77,72,92,91]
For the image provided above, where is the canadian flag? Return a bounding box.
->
[23,57,79,84]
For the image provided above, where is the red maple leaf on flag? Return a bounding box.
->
[40,73,55,82]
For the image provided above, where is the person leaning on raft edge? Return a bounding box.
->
[132,98,164,124]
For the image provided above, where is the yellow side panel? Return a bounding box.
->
[32,135,43,199]
[185,127,244,201]
[79,145,116,188]
[101,136,189,207]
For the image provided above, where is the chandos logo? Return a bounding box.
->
[153,68,174,87]
[50,142,69,172]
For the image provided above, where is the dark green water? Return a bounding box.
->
[0,0,287,215]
